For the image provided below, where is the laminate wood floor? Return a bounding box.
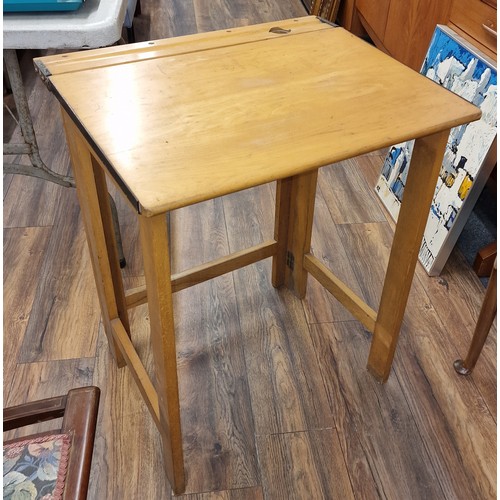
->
[3,1,497,498]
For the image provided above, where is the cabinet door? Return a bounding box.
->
[384,0,452,70]
[356,0,391,41]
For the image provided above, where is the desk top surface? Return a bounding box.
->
[35,16,480,215]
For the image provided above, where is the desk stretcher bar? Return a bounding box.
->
[36,16,480,495]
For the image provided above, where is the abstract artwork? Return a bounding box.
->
[375,25,497,275]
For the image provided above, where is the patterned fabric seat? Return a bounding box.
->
[3,387,100,500]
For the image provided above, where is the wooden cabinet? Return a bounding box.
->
[448,0,497,56]
[340,0,497,70]
[355,0,391,41]
[384,1,454,69]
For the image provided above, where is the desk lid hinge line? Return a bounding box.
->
[33,60,52,80]
[316,16,339,28]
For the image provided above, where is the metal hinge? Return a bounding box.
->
[317,16,339,27]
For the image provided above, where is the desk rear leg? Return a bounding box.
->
[272,170,318,298]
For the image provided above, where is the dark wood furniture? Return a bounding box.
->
[474,241,497,277]
[4,386,100,500]
[454,259,497,375]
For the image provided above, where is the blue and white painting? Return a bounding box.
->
[376,25,497,275]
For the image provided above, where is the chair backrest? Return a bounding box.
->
[4,386,100,500]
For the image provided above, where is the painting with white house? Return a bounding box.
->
[375,25,497,276]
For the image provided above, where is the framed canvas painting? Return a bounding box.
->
[375,25,497,276]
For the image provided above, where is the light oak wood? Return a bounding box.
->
[61,110,128,366]
[29,12,485,497]
[125,240,278,308]
[368,130,450,382]
[111,318,160,425]
[271,177,292,287]
[282,170,318,298]
[172,240,277,292]
[304,253,377,331]
[89,155,131,335]
[138,213,185,494]
[36,19,479,216]
[36,17,328,76]
[4,0,496,497]
[125,284,148,309]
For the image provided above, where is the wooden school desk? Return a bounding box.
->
[34,16,480,494]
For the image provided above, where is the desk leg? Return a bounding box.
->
[272,177,292,287]
[138,214,185,494]
[61,110,130,367]
[273,170,318,298]
[368,130,450,382]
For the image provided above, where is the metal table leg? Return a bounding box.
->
[3,49,126,267]
[3,49,74,187]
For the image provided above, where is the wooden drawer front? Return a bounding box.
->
[449,0,497,54]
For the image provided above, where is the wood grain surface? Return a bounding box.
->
[17,187,101,363]
[37,19,479,215]
[3,227,51,399]
[3,0,496,498]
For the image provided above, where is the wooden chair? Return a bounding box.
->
[3,386,100,499]
[454,259,497,375]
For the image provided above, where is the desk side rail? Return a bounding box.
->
[125,240,278,309]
